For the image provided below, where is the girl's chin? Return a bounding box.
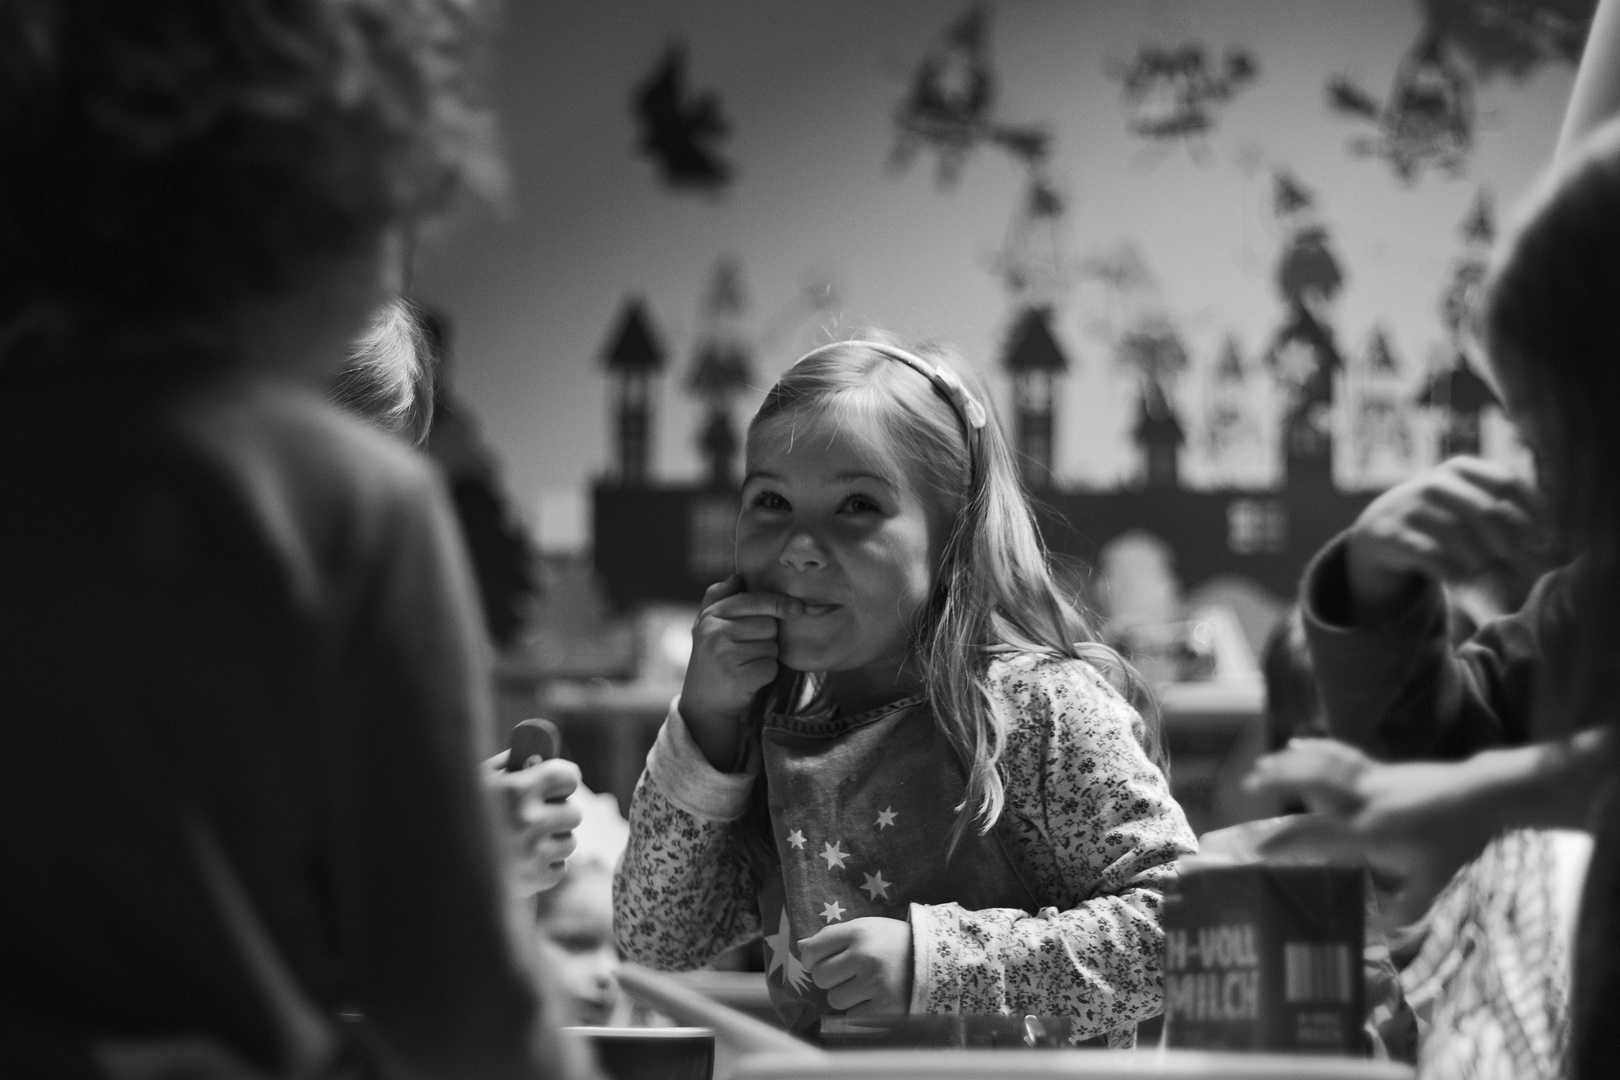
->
[777,635,842,673]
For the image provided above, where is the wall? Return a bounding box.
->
[412,0,1575,547]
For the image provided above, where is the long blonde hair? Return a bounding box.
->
[747,337,1164,852]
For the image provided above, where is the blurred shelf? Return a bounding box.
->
[541,678,682,711]
[667,971,779,1027]
[1159,677,1264,730]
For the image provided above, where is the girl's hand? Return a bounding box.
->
[680,575,802,771]
[1344,456,1545,624]
[798,917,913,1015]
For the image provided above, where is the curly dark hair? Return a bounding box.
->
[0,0,502,371]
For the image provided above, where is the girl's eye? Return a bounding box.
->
[842,494,881,514]
[750,490,789,512]
[548,932,605,955]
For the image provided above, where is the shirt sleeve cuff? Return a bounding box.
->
[1301,530,1441,639]
[644,699,757,823]
[907,902,957,1015]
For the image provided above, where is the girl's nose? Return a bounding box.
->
[779,530,826,572]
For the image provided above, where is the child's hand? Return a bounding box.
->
[483,752,583,896]
[1243,738,1494,928]
[1345,455,1545,624]
[798,917,913,1015]
[680,574,803,771]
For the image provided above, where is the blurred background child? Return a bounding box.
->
[331,296,439,450]
[535,784,631,1027]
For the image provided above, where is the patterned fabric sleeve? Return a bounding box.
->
[907,654,1198,1045]
[612,704,764,971]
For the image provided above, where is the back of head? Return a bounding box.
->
[750,336,1164,847]
[0,0,501,377]
[1487,117,1620,570]
[1486,117,1620,725]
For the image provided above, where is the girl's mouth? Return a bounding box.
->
[798,602,838,617]
[575,997,615,1026]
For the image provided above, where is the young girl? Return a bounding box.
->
[614,339,1196,1045]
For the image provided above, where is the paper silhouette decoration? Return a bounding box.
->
[1326,24,1473,182]
[686,259,754,488]
[1001,306,1071,489]
[1427,0,1592,81]
[890,3,1050,187]
[1111,42,1258,142]
[601,299,667,486]
[634,44,734,193]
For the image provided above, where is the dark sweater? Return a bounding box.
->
[1299,531,1615,1079]
[0,371,562,1079]
[1299,532,1583,759]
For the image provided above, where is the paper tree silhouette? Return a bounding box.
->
[634,44,734,193]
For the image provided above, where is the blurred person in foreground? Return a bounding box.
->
[1246,3,1620,1075]
[0,3,587,1078]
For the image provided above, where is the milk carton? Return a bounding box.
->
[1163,861,1364,1053]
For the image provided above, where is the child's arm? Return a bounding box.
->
[905,657,1197,1042]
[1301,456,1569,756]
[615,574,802,967]
[1246,730,1609,927]
[612,702,764,970]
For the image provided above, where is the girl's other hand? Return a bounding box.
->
[1344,455,1546,624]
[680,575,803,771]
[798,917,913,1016]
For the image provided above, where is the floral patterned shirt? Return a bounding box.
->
[612,652,1198,1045]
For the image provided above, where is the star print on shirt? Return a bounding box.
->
[786,829,806,850]
[875,807,897,829]
[761,908,811,993]
[819,841,848,871]
[860,871,892,901]
[820,900,846,923]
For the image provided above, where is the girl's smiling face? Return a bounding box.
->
[737,412,941,707]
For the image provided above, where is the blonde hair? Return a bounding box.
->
[748,336,1164,852]
[329,297,436,447]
